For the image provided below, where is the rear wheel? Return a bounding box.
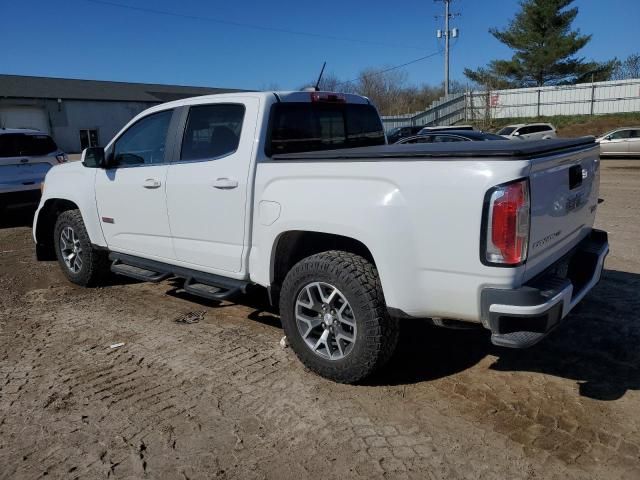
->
[280,250,399,383]
[53,210,109,286]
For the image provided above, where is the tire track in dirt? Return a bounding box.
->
[0,288,605,479]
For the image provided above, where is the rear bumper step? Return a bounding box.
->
[109,252,249,301]
[481,229,609,348]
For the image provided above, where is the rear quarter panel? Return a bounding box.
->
[250,158,531,321]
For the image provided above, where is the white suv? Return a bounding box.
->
[0,129,67,209]
[497,123,557,140]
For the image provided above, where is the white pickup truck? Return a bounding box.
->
[33,91,609,383]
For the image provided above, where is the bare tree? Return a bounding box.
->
[299,68,468,116]
[612,53,640,80]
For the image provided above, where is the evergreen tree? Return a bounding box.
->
[465,0,615,87]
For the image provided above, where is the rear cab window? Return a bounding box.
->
[0,134,58,158]
[266,100,385,156]
[181,104,245,161]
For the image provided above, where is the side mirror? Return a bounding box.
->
[82,147,106,168]
[512,131,520,136]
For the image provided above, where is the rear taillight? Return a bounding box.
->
[56,153,68,164]
[483,179,530,266]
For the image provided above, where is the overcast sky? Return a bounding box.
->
[2,0,637,90]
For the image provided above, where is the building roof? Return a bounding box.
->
[0,74,244,102]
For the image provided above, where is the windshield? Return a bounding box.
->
[497,126,517,135]
[0,134,58,157]
[267,102,385,155]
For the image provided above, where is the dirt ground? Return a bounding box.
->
[1,160,639,480]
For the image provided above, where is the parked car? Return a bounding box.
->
[418,125,475,134]
[386,126,423,143]
[497,123,557,140]
[0,128,67,211]
[596,127,640,156]
[33,91,608,383]
[396,130,505,144]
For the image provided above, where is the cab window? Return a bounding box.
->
[112,110,173,167]
[180,104,245,161]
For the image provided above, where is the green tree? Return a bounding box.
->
[464,0,616,88]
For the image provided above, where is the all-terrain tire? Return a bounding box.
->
[53,209,110,287]
[279,250,399,383]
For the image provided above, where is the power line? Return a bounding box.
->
[335,50,443,87]
[80,0,423,51]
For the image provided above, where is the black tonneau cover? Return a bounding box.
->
[271,136,596,161]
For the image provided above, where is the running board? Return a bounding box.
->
[108,253,250,299]
[183,277,242,301]
[111,260,169,282]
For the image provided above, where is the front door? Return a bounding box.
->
[165,99,259,273]
[603,129,632,154]
[95,109,175,260]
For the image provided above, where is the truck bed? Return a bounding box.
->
[271,136,596,161]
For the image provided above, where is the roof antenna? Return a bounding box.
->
[314,62,327,92]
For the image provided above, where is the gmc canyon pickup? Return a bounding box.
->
[33,91,609,383]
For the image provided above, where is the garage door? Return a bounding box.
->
[0,106,50,134]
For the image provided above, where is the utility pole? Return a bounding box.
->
[444,0,450,96]
[435,0,459,96]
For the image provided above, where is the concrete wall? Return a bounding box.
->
[0,97,157,152]
[50,99,156,152]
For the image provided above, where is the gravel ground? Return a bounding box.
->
[0,160,639,479]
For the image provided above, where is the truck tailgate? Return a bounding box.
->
[524,143,601,281]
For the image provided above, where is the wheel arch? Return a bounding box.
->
[268,230,376,306]
[34,198,82,260]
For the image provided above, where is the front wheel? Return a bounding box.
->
[53,210,109,287]
[279,251,399,383]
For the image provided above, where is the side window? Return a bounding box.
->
[610,130,632,140]
[181,104,245,161]
[518,126,533,135]
[433,135,464,142]
[403,136,431,144]
[112,110,172,167]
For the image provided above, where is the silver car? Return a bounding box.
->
[597,127,640,157]
[0,129,67,209]
[497,123,557,140]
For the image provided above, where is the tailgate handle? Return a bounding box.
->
[569,165,583,190]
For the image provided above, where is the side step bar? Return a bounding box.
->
[109,253,249,301]
[111,260,170,282]
[183,277,242,301]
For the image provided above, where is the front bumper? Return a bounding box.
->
[481,229,609,348]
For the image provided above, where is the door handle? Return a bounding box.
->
[212,178,238,189]
[143,178,162,189]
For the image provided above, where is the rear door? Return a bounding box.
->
[165,98,260,273]
[0,133,57,193]
[627,129,640,155]
[524,145,601,279]
[95,109,176,259]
